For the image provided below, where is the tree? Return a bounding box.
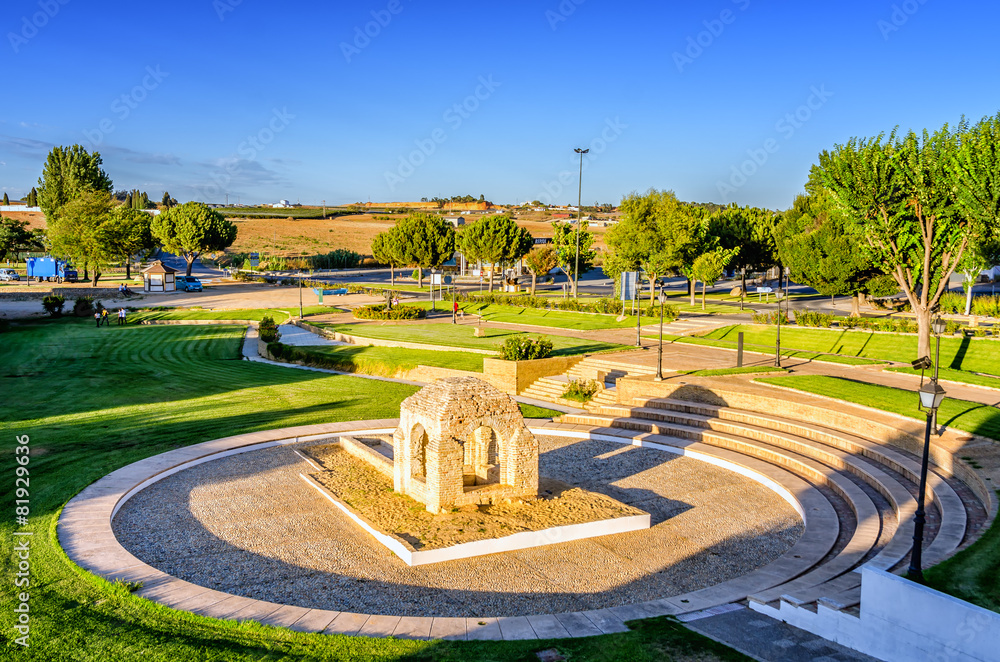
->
[47,190,115,286]
[2,193,8,206]
[371,226,407,286]
[124,192,133,209]
[27,188,38,207]
[395,213,456,287]
[151,202,238,276]
[458,215,533,292]
[691,247,739,310]
[524,246,557,295]
[775,182,889,316]
[161,191,177,209]
[817,120,997,358]
[37,145,113,219]
[709,204,779,307]
[957,237,1000,316]
[0,217,34,261]
[551,221,595,296]
[100,206,155,279]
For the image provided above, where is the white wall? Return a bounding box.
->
[0,206,41,212]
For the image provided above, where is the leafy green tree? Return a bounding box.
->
[371,226,407,286]
[551,221,595,296]
[100,207,155,279]
[691,247,739,311]
[709,204,779,306]
[0,217,34,261]
[151,202,238,276]
[775,182,888,316]
[37,145,113,219]
[27,188,38,207]
[524,245,557,295]
[957,237,1000,316]
[161,191,177,209]
[458,215,533,292]
[47,190,115,286]
[607,190,681,302]
[124,192,133,209]
[817,119,998,358]
[2,193,9,206]
[395,213,456,287]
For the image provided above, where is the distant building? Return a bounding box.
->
[444,216,465,227]
[272,200,293,208]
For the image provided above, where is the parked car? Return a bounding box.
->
[177,276,203,292]
[0,268,20,281]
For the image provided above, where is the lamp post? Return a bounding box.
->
[931,316,946,434]
[655,284,665,381]
[573,147,589,299]
[298,271,303,319]
[774,268,783,368]
[908,378,947,582]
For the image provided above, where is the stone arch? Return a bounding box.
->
[465,425,504,487]
[411,423,428,482]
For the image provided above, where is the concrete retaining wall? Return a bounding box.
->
[292,319,496,355]
[483,356,586,395]
[339,437,394,479]
[765,568,1000,662]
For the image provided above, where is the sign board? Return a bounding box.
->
[431,273,443,285]
[756,286,773,294]
[249,252,260,268]
[621,271,638,302]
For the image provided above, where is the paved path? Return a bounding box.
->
[682,604,879,662]
[276,323,346,346]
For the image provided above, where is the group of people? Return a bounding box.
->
[118,283,135,296]
[95,307,127,327]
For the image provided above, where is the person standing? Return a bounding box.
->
[118,308,127,326]
[100,308,110,327]
[94,310,102,327]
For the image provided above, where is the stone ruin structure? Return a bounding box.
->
[392,376,539,513]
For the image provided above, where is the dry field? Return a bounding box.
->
[3,210,47,229]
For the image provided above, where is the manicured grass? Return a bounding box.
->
[277,343,487,374]
[680,366,787,377]
[887,366,1000,390]
[754,375,1000,440]
[701,325,1000,373]
[317,321,629,356]
[409,301,643,330]
[651,332,883,366]
[0,318,744,660]
[131,306,334,323]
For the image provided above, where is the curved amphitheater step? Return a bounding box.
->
[559,395,982,617]
[565,356,657,384]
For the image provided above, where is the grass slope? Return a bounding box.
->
[132,306,334,323]
[1,319,738,660]
[317,321,627,356]
[289,344,486,374]
[409,301,642,330]
[651,332,881,366]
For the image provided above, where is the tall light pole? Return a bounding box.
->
[655,284,665,381]
[574,147,589,299]
[931,317,946,434]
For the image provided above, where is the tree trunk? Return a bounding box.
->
[530,273,537,296]
[83,262,89,281]
[91,270,101,287]
[965,277,974,316]
[125,259,131,280]
[915,307,932,360]
[701,283,706,311]
[850,294,861,317]
[417,266,423,288]
[488,265,494,293]
[390,264,394,287]
[740,271,746,311]
[688,278,695,306]
[858,292,868,308]
[185,254,195,277]
[649,275,656,304]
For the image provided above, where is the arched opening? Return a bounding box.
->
[411,424,428,482]
[465,426,502,487]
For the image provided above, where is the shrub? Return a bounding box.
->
[751,311,790,325]
[0,319,9,333]
[73,296,95,317]
[258,315,281,343]
[353,304,427,321]
[498,336,554,361]
[563,379,600,402]
[42,294,66,318]
[795,311,834,328]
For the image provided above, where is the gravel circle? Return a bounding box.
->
[112,435,803,618]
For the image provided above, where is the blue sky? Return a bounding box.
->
[2,0,998,209]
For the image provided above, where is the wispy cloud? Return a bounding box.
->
[0,135,52,158]
[102,145,182,166]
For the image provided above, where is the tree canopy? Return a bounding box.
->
[395,213,456,287]
[47,190,116,285]
[458,215,533,292]
[100,206,155,279]
[0,217,39,262]
[37,145,113,219]
[524,245,557,295]
[551,221,595,296]
[151,202,237,277]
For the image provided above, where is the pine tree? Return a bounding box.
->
[124,192,133,208]
[2,193,9,205]
[140,191,150,209]
[28,188,38,207]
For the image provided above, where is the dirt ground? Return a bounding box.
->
[306,442,645,551]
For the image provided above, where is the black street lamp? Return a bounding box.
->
[655,284,665,381]
[573,147,589,299]
[931,316,946,434]
[907,378,947,582]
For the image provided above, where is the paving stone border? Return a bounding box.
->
[58,420,834,641]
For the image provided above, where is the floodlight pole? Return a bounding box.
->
[774,267,783,368]
[932,326,942,433]
[655,284,665,381]
[298,272,303,319]
[574,148,589,299]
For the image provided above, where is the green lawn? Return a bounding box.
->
[317,321,628,356]
[701,325,1000,373]
[409,301,643,330]
[649,332,883,366]
[680,366,787,377]
[886,366,1000,391]
[0,318,745,660]
[132,306,335,323]
[755,375,1000,441]
[276,343,487,374]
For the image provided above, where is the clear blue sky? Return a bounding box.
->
[2,0,998,209]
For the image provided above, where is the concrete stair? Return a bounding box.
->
[520,375,587,408]
[565,356,657,384]
[559,395,979,624]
